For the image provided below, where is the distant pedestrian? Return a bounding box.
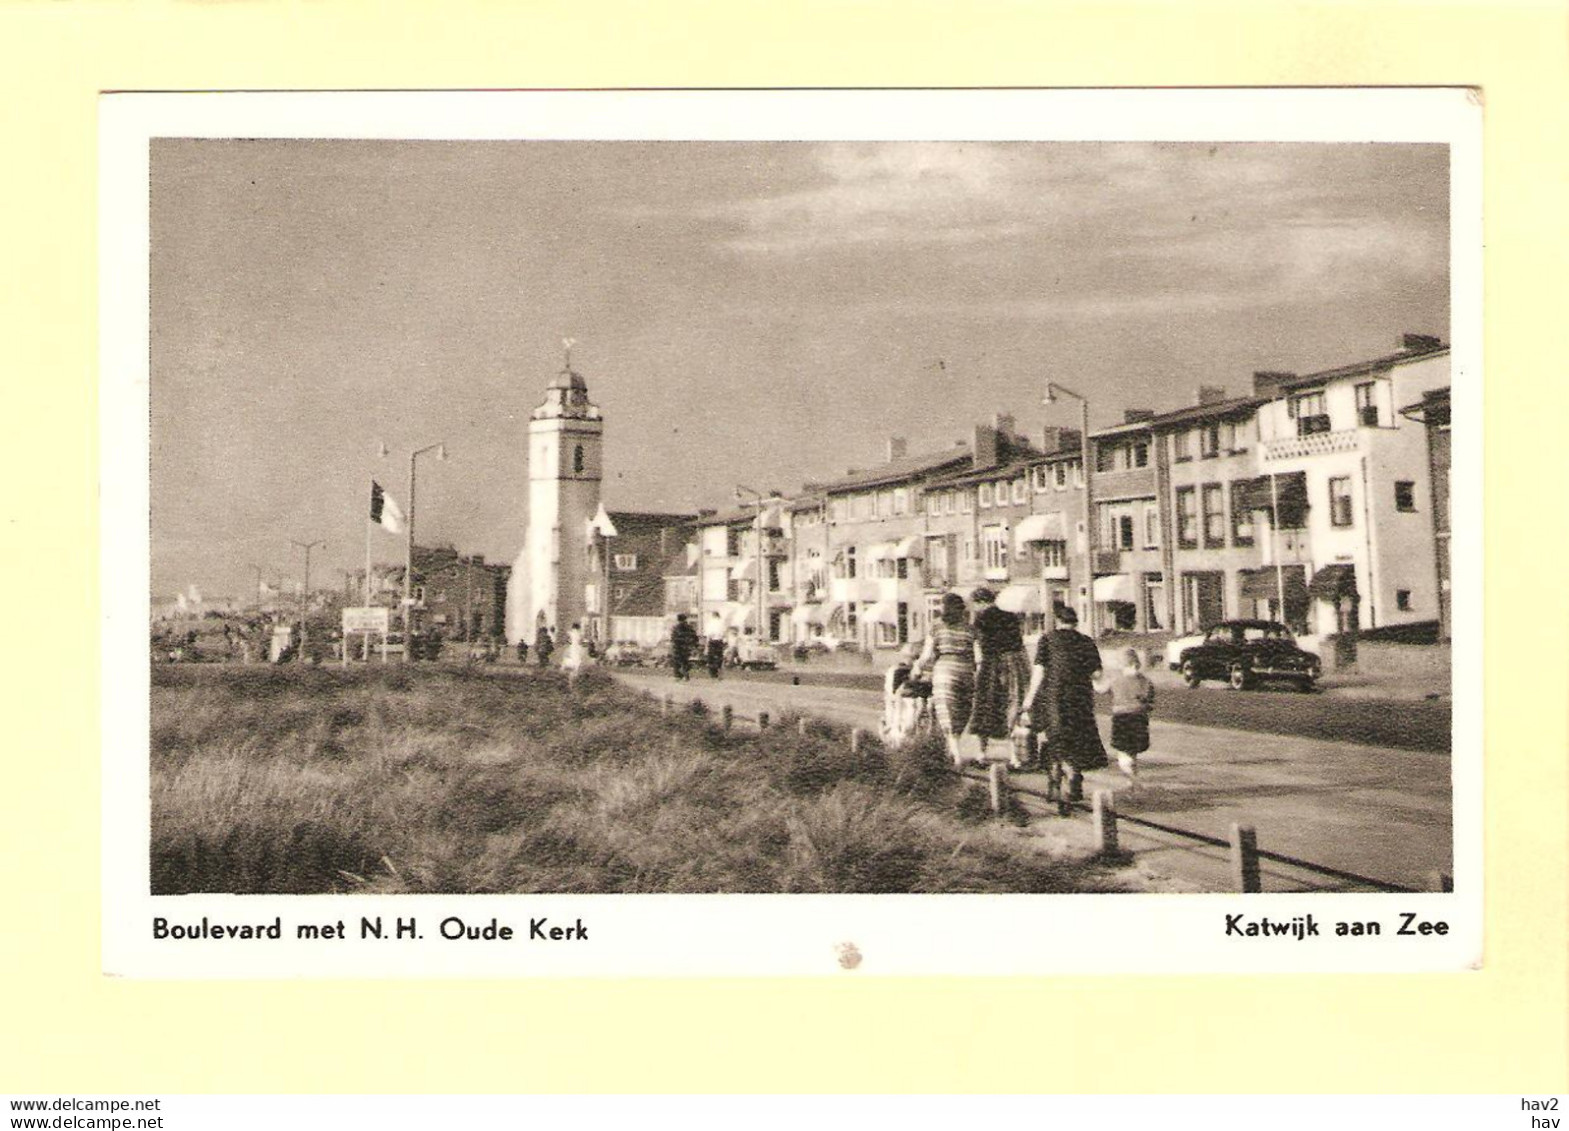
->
[1104,647,1155,783]
[909,592,977,768]
[535,623,554,668]
[705,613,726,679]
[670,614,698,681]
[965,587,1031,768]
[516,639,529,664]
[561,622,590,685]
[1021,604,1107,807]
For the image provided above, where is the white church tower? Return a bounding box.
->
[506,345,603,644]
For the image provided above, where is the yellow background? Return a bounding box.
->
[2,0,1565,1093]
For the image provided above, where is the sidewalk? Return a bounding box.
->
[615,670,1452,893]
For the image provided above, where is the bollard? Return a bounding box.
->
[850,727,864,755]
[661,693,672,717]
[1229,823,1261,893]
[721,704,734,732]
[987,763,1007,815]
[758,710,770,730]
[1092,790,1118,855]
[1429,869,1453,893]
[797,716,809,737]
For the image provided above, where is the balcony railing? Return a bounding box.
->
[1262,428,1362,462]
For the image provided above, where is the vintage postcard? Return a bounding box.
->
[100,89,1481,976]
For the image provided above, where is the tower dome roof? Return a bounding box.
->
[547,366,588,392]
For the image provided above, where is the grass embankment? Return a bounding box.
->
[151,665,1133,895]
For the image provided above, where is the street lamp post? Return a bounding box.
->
[382,440,447,662]
[1044,382,1097,638]
[289,538,323,661]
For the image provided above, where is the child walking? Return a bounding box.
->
[1107,647,1155,782]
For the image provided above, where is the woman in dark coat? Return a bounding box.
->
[964,587,1031,767]
[1020,604,1107,805]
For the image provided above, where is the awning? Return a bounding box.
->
[865,542,895,563]
[1239,565,1310,605]
[865,600,900,626]
[792,602,831,627]
[996,584,1044,615]
[728,557,757,581]
[1309,563,1359,601]
[894,535,924,559]
[1237,472,1309,529]
[1013,513,1066,551]
[1092,574,1134,603]
[766,593,793,609]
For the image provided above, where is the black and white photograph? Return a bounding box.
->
[102,90,1481,976]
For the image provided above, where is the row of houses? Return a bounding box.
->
[586,333,1453,654]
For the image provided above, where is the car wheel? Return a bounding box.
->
[1181,660,1201,689]
[1228,662,1251,691]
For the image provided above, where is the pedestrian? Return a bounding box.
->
[964,586,1032,768]
[880,642,925,747]
[705,613,727,679]
[534,622,554,668]
[1020,604,1108,809]
[561,622,590,685]
[516,638,529,665]
[1104,647,1155,783]
[670,613,698,681]
[908,592,978,768]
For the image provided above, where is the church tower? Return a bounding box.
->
[506,346,603,643]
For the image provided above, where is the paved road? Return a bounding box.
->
[703,666,1450,753]
[618,671,1452,893]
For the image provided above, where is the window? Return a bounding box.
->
[573,445,584,474]
[613,585,630,602]
[1096,444,1118,473]
[1012,478,1027,504]
[1176,487,1199,549]
[896,557,909,580]
[1329,477,1354,527]
[1395,481,1416,512]
[1040,540,1066,569]
[767,560,783,592]
[1290,390,1330,436]
[1199,425,1220,458]
[982,526,1009,576]
[1173,430,1193,462]
[960,489,973,513]
[843,546,858,579]
[893,488,909,515]
[1219,420,1237,452]
[1355,382,1380,427]
[1118,514,1135,552]
[1054,463,1068,490]
[1033,467,1049,493]
[613,553,638,571]
[847,602,858,634]
[1143,501,1160,549]
[1229,482,1255,546]
[927,491,940,517]
[1202,484,1226,547]
[1132,440,1150,468]
[1072,461,1084,488]
[1396,589,1412,611]
[726,528,743,557]
[878,490,895,517]
[977,484,992,508]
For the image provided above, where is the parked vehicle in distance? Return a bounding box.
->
[729,636,779,671]
[1178,620,1321,691]
[1164,631,1207,671]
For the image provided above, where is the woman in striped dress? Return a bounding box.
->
[909,592,977,768]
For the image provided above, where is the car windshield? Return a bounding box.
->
[1241,625,1291,642]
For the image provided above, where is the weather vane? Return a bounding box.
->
[562,337,577,370]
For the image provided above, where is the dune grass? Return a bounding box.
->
[150,664,1135,895]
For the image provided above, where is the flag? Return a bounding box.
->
[369,481,405,534]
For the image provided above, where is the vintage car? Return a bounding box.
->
[728,636,780,671]
[1177,619,1321,691]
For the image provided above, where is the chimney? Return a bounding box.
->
[886,435,908,462]
[1402,333,1443,353]
[1195,384,1228,406]
[972,423,1000,471]
[1123,408,1155,424]
[1253,370,1295,397]
[993,412,1017,440]
[1040,424,1064,454]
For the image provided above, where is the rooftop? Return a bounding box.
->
[817,444,975,494]
[1280,340,1449,392]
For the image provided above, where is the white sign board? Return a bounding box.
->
[342,606,390,634]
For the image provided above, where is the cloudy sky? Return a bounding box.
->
[150,139,1448,600]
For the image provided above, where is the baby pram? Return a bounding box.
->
[880,661,934,747]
